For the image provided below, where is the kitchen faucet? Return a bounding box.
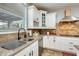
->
[18,28,27,40]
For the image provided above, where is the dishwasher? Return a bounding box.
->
[38,37,43,56]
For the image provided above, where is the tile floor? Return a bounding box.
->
[42,49,63,56]
[41,49,76,56]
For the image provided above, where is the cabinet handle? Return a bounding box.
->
[69,48,73,50]
[32,51,33,56]
[29,51,33,56]
[29,53,31,56]
[69,42,73,44]
[53,39,55,42]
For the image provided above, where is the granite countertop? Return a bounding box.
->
[43,35,79,38]
[0,35,43,56]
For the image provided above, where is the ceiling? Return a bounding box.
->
[32,3,79,12]
[0,3,25,17]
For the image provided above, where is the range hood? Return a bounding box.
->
[60,6,79,22]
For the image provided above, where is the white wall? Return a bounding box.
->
[72,6,79,17]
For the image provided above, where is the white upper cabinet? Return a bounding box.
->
[39,10,47,27]
[46,12,56,29]
[28,5,48,29]
[28,5,40,28]
[28,5,58,29]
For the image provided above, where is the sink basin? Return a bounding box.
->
[0,40,26,50]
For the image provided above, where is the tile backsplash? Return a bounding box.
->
[56,21,79,36]
[0,29,56,42]
[29,29,56,35]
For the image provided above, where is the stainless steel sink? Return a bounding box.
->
[0,40,26,50]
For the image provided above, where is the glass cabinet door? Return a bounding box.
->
[42,13,46,27]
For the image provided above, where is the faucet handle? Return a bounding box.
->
[18,37,21,40]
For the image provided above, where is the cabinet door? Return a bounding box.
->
[55,37,65,50]
[46,12,56,28]
[43,36,55,49]
[28,7,33,28]
[43,36,50,48]
[40,10,47,27]
[49,36,55,49]
[28,5,40,28]
[33,7,40,27]
[55,37,66,50]
[27,41,38,56]
[32,41,38,56]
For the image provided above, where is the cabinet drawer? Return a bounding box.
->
[56,37,79,45]
[43,36,55,48]
[65,37,79,45]
[55,37,77,53]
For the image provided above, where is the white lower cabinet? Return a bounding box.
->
[49,36,55,49]
[43,36,79,54]
[43,36,55,49]
[43,36,50,48]
[55,37,75,53]
[55,37,79,53]
[15,41,38,56]
[30,40,38,56]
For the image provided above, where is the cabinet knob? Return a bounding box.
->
[29,53,31,56]
[29,51,33,56]
[24,54,26,56]
[69,42,73,44]
[53,39,55,42]
[69,48,73,50]
[32,51,33,56]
